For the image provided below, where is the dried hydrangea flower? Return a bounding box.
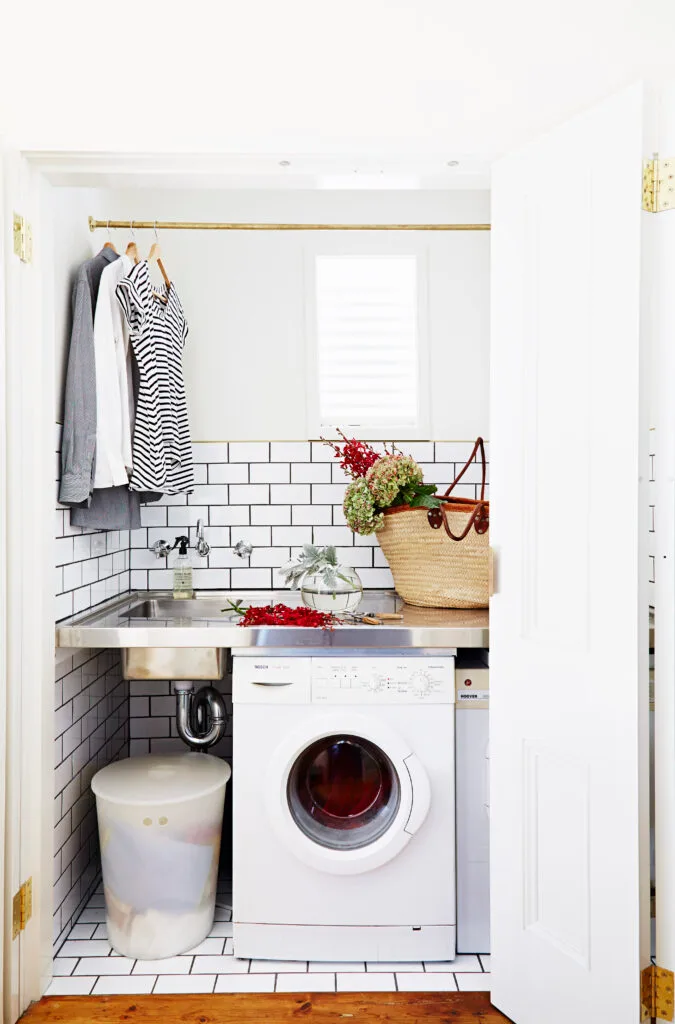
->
[366,454,423,506]
[343,479,385,535]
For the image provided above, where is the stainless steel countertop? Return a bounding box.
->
[56,590,489,650]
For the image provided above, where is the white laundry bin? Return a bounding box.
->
[91,753,231,960]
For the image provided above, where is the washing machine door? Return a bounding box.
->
[265,713,431,875]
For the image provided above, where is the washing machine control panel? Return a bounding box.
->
[311,657,455,704]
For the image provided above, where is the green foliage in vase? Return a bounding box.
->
[279,544,355,591]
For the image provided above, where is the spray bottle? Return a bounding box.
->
[172,535,194,599]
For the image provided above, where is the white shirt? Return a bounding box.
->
[93,254,135,488]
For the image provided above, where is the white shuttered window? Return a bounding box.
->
[314,255,422,431]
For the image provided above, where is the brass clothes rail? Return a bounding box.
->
[89,216,490,232]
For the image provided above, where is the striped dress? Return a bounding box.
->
[116,261,194,494]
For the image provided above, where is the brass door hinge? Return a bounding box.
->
[12,212,32,263]
[12,878,33,940]
[643,156,675,213]
[642,964,674,1021]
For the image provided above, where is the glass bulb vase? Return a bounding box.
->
[300,566,363,614]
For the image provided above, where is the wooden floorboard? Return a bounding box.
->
[22,992,512,1023]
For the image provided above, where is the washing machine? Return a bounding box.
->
[232,651,456,962]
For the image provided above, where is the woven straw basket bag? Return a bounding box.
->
[377,438,489,609]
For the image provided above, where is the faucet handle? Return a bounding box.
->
[195,518,210,557]
[233,539,253,559]
[151,539,172,559]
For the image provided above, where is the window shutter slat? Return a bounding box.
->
[316,255,420,428]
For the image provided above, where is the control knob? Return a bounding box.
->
[367,674,386,694]
[411,671,432,698]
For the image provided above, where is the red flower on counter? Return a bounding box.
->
[238,604,334,629]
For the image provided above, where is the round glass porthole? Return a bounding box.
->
[287,734,401,851]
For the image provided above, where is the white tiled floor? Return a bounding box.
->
[49,883,491,996]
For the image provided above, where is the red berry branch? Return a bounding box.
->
[237,604,334,628]
[320,429,381,479]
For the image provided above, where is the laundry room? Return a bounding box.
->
[1,71,662,1024]
[46,172,491,996]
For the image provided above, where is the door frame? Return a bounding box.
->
[1,139,659,1019]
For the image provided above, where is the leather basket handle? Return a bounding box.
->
[444,437,486,502]
[426,437,489,541]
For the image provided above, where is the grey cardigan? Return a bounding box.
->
[59,247,119,504]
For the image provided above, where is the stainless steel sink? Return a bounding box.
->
[124,598,240,620]
[121,598,237,679]
[119,593,302,679]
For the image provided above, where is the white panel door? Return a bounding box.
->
[2,148,55,1019]
[489,83,650,1023]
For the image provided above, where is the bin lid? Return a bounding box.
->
[91,753,231,806]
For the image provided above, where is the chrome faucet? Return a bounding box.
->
[196,518,210,557]
[150,519,210,559]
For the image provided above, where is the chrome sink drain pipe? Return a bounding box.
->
[173,681,228,752]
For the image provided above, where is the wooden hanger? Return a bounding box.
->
[125,221,139,265]
[102,220,117,254]
[148,222,169,303]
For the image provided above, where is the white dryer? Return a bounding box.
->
[232,652,456,962]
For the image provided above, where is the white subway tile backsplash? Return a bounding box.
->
[82,559,99,585]
[359,568,395,588]
[229,442,270,462]
[73,586,93,614]
[435,441,481,463]
[271,442,311,462]
[90,534,107,557]
[400,442,434,462]
[188,485,230,505]
[192,442,229,463]
[291,463,331,484]
[74,534,92,560]
[155,492,188,506]
[271,484,310,505]
[231,568,272,588]
[140,506,167,527]
[251,505,291,525]
[56,538,75,566]
[292,505,332,526]
[311,441,336,462]
[106,531,120,554]
[191,569,231,589]
[229,485,269,505]
[311,484,347,504]
[272,526,313,547]
[168,505,209,527]
[337,547,373,568]
[131,548,160,570]
[250,463,290,484]
[208,464,249,484]
[230,526,272,547]
[250,547,290,568]
[312,526,354,546]
[148,569,174,588]
[210,506,250,526]
[207,549,240,569]
[63,562,83,591]
[191,525,229,548]
[130,717,170,739]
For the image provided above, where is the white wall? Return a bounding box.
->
[54,188,489,440]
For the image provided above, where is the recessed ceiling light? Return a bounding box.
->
[447,160,459,167]
[279,160,291,167]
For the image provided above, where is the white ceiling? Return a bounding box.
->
[4,0,675,170]
[33,153,490,190]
